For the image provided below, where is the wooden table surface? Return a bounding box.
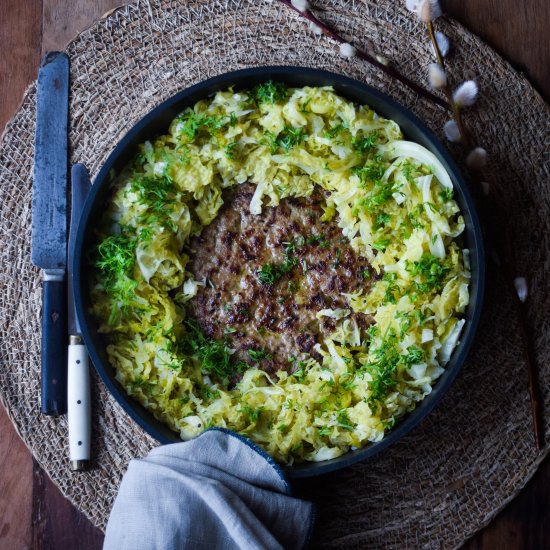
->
[0,1,548,548]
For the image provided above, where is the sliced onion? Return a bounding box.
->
[249,180,267,214]
[438,319,466,365]
[421,328,434,343]
[393,191,406,205]
[409,363,427,380]
[381,140,453,189]
[429,232,445,259]
[316,308,350,320]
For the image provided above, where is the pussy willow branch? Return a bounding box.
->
[482,195,543,450]
[277,0,451,110]
[425,21,543,449]
[425,21,471,146]
[513,275,543,450]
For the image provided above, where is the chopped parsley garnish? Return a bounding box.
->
[282,236,304,255]
[305,234,330,248]
[277,125,308,153]
[351,130,379,152]
[396,310,411,337]
[299,98,311,113]
[257,235,316,285]
[199,384,221,401]
[95,234,138,322]
[406,253,450,293]
[257,263,281,284]
[247,348,273,362]
[365,340,401,394]
[360,331,425,404]
[240,404,264,423]
[131,174,174,208]
[257,255,297,285]
[374,212,391,229]
[414,309,429,325]
[352,156,386,185]
[439,188,454,202]
[336,410,355,431]
[129,174,179,232]
[404,345,424,365]
[381,272,400,304]
[291,360,307,381]
[365,324,378,343]
[225,141,238,159]
[261,125,308,154]
[357,179,400,212]
[401,161,416,184]
[180,319,236,380]
[332,248,341,267]
[252,81,289,105]
[340,375,357,391]
[372,238,391,251]
[407,204,425,230]
[324,122,347,139]
[177,110,236,140]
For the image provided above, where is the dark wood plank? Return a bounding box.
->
[0,0,42,129]
[31,459,103,550]
[0,2,42,547]
[42,0,123,54]
[0,1,548,549]
[464,456,550,549]
[0,405,33,549]
[444,0,550,103]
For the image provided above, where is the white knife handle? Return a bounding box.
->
[68,337,91,470]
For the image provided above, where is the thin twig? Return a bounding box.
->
[277,0,451,110]
[512,277,543,450]
[487,205,544,451]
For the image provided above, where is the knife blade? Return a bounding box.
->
[31,52,70,416]
[67,164,91,471]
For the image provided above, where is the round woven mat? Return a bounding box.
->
[1,0,549,547]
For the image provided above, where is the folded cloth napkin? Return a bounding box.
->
[104,428,315,550]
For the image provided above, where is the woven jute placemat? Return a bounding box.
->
[1,0,549,547]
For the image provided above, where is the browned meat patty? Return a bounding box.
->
[186,183,374,373]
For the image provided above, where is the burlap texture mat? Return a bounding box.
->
[0,0,549,547]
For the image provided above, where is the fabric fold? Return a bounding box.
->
[104,429,314,550]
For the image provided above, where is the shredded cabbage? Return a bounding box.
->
[91,84,470,464]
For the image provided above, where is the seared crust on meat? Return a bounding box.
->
[186,183,374,372]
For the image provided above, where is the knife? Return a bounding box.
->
[31,52,70,416]
[67,164,91,471]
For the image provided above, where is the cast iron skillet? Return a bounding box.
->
[74,67,485,478]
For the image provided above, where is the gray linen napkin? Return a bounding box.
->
[104,428,314,550]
